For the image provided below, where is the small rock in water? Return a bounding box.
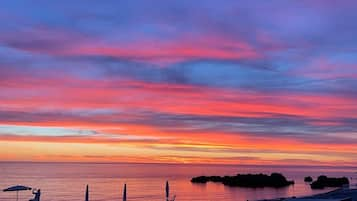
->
[310,175,349,189]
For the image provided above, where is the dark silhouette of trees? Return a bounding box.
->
[310,175,349,189]
[191,173,294,188]
[304,176,313,182]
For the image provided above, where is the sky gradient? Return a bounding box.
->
[1,0,357,165]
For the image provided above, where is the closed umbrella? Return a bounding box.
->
[85,185,89,201]
[123,184,126,201]
[3,185,32,201]
[166,181,169,201]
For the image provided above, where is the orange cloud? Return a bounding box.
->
[1,79,357,164]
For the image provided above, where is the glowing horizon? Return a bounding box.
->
[1,1,357,166]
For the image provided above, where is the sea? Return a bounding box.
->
[0,162,356,201]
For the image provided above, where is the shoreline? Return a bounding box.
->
[257,187,357,201]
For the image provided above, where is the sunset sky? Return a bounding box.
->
[0,0,357,165]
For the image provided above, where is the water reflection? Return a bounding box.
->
[0,163,355,201]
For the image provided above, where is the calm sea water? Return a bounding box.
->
[0,162,355,201]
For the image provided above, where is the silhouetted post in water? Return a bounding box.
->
[85,185,89,201]
[123,184,127,201]
[166,181,169,201]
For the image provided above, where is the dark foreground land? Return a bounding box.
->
[257,188,357,201]
[303,188,357,200]
[191,173,294,188]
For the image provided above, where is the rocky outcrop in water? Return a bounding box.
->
[310,175,349,189]
[191,173,294,188]
[304,176,313,182]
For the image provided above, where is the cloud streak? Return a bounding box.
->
[0,0,357,165]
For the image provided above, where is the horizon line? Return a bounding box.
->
[1,160,356,169]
